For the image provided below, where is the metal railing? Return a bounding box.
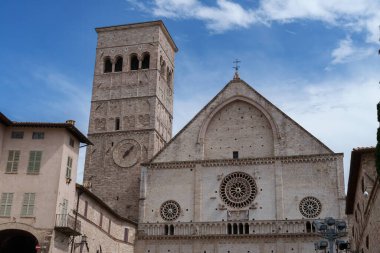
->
[55,214,81,235]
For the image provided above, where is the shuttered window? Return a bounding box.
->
[66,157,73,179]
[0,193,14,216]
[27,151,42,174]
[21,193,35,217]
[6,150,20,173]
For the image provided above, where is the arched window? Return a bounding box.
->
[142,53,150,69]
[115,56,123,72]
[104,57,112,73]
[169,225,174,235]
[130,54,139,70]
[161,61,166,75]
[232,223,237,234]
[238,223,244,234]
[227,223,232,234]
[164,225,169,235]
[306,221,312,233]
[244,223,249,234]
[167,69,173,85]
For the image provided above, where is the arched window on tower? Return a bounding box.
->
[161,60,166,76]
[167,69,173,86]
[142,53,150,69]
[130,54,139,70]
[104,57,112,73]
[115,56,123,72]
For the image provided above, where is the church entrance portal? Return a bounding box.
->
[0,229,38,253]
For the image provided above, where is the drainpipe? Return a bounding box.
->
[70,187,83,253]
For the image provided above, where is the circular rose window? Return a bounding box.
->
[299,196,322,218]
[160,200,181,221]
[220,172,257,208]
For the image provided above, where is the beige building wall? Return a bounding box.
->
[346,148,380,253]
[0,116,91,253]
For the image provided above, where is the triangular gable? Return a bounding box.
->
[149,78,333,163]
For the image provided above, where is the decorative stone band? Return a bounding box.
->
[137,219,320,240]
[144,153,343,169]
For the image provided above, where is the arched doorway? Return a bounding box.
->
[0,229,38,253]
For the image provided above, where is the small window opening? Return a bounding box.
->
[233,223,238,234]
[233,151,239,159]
[306,221,312,233]
[115,56,123,72]
[227,223,232,234]
[169,225,174,235]
[239,223,244,234]
[130,55,139,70]
[142,53,150,69]
[244,223,249,234]
[69,137,75,147]
[115,118,120,130]
[104,57,112,73]
[164,224,169,235]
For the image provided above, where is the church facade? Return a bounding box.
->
[83,20,346,253]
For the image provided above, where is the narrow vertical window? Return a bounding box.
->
[66,157,73,179]
[104,57,112,73]
[115,56,123,72]
[27,151,42,174]
[32,132,44,139]
[84,201,88,218]
[233,151,239,159]
[6,150,20,173]
[0,193,14,217]
[124,228,129,242]
[69,137,75,147]
[62,199,68,215]
[115,118,120,130]
[130,54,139,70]
[99,213,103,228]
[21,193,35,217]
[142,53,150,69]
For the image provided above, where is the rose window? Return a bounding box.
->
[299,196,322,218]
[220,172,257,208]
[160,200,181,221]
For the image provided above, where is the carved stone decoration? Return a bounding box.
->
[95,118,106,131]
[160,200,181,221]
[112,139,141,168]
[138,114,150,126]
[299,196,322,218]
[227,210,249,221]
[124,115,136,129]
[220,172,257,209]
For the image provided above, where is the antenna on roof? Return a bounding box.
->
[233,59,241,80]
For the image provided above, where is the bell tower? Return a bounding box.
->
[84,21,178,220]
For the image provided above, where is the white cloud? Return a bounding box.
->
[331,37,373,64]
[128,0,380,44]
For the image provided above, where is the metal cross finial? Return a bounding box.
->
[233,59,241,79]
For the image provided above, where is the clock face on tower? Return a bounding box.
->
[112,139,141,168]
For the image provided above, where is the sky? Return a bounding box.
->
[0,0,379,189]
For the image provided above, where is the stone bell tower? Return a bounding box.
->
[84,21,178,220]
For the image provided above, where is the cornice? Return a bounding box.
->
[143,153,343,169]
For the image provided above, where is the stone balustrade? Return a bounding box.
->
[138,219,318,239]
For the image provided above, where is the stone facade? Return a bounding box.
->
[84,21,178,221]
[82,21,347,253]
[136,78,346,253]
[346,147,380,253]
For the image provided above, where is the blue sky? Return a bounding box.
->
[1,0,379,188]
